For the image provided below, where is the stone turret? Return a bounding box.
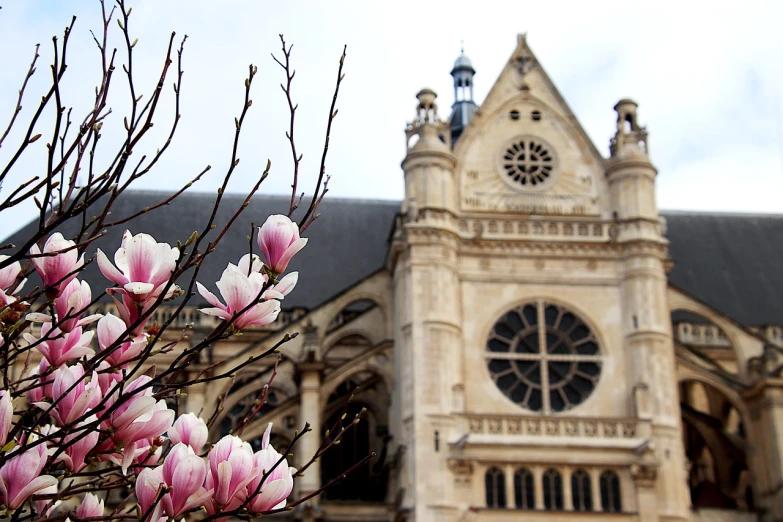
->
[606,100,690,521]
[402,89,457,219]
[392,87,464,522]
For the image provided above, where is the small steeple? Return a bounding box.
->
[610,98,649,157]
[449,47,478,143]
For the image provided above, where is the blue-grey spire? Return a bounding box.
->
[449,48,478,143]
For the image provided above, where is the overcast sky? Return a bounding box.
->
[1,1,781,240]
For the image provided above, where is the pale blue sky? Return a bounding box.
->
[1,0,782,239]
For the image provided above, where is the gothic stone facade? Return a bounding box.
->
[10,34,783,522]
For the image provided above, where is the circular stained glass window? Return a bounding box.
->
[499,137,558,189]
[486,301,601,413]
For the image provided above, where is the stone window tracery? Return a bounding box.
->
[543,468,564,510]
[571,469,593,511]
[499,136,558,189]
[513,468,534,509]
[485,467,506,508]
[600,470,622,512]
[486,302,602,413]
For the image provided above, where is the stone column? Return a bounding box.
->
[533,467,544,510]
[504,465,515,508]
[590,468,602,512]
[298,362,325,501]
[562,466,573,511]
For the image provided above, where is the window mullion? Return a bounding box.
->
[537,300,550,414]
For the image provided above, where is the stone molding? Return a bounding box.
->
[461,414,650,442]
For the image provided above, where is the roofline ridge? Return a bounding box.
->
[661,209,783,218]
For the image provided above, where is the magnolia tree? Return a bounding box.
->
[0,1,367,520]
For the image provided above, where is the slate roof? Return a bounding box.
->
[3,193,782,327]
[663,211,783,327]
[3,192,401,310]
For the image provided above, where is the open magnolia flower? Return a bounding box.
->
[23,323,95,368]
[196,263,280,329]
[0,442,57,510]
[97,313,147,367]
[0,255,24,306]
[97,230,179,302]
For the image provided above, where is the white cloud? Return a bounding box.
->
[1,0,781,240]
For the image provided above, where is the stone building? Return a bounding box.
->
[8,34,783,522]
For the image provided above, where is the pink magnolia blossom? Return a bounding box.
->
[205,435,258,510]
[247,423,295,513]
[0,442,57,510]
[257,215,307,275]
[110,292,154,337]
[160,443,212,517]
[46,364,101,426]
[237,253,263,275]
[0,391,12,448]
[34,481,59,518]
[197,264,280,330]
[100,438,163,477]
[96,361,124,396]
[23,323,94,367]
[265,272,298,300]
[135,466,165,522]
[76,492,105,518]
[53,279,101,332]
[27,360,54,404]
[97,313,147,367]
[0,255,24,306]
[168,413,208,454]
[106,376,174,463]
[29,233,84,294]
[60,415,100,472]
[96,230,179,302]
[0,255,21,292]
[232,254,297,300]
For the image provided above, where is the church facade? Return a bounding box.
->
[193,35,783,522]
[9,34,783,522]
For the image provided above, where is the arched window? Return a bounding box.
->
[485,467,506,508]
[543,468,563,510]
[571,469,593,511]
[600,471,622,512]
[513,468,534,509]
[321,401,374,501]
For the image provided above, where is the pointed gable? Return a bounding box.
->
[454,35,610,217]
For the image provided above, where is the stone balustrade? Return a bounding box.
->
[674,322,731,348]
[457,217,615,243]
[459,414,651,446]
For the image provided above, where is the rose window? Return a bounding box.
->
[500,138,557,188]
[486,302,601,413]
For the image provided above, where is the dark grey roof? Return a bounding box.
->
[449,100,478,142]
[3,192,401,310]
[662,211,783,327]
[4,195,781,327]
